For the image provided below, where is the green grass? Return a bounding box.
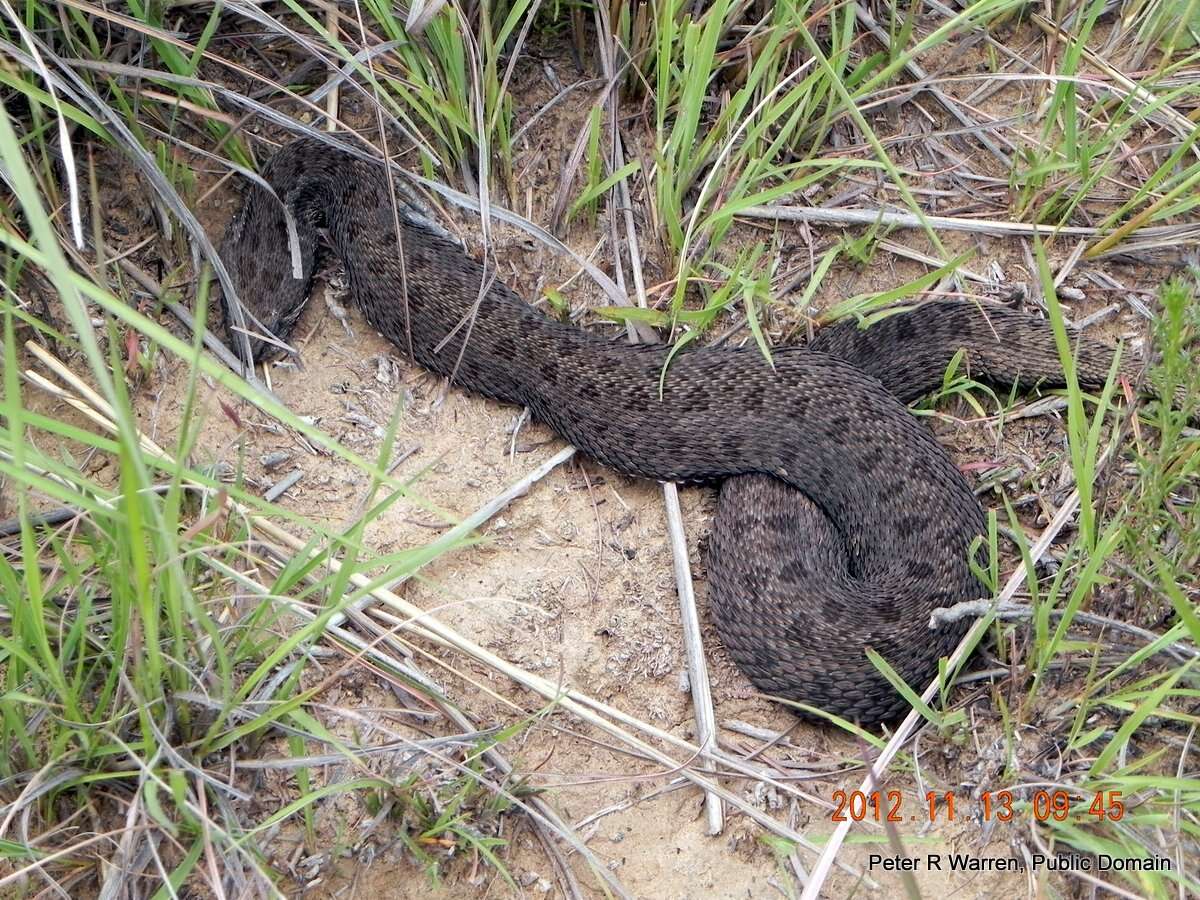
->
[3,0,1200,896]
[978,274,1200,898]
[0,93,512,895]
[1010,8,1200,244]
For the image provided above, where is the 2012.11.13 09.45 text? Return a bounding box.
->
[829,788,1126,823]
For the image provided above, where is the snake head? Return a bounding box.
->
[217,174,320,364]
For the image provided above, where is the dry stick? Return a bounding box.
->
[323,3,339,133]
[799,487,1084,900]
[853,2,1013,168]
[22,367,169,464]
[662,482,723,835]
[877,239,989,283]
[261,469,302,503]
[734,203,1200,242]
[594,2,723,834]
[330,443,578,632]
[931,600,1200,665]
[25,347,873,884]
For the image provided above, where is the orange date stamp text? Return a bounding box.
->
[830,789,1124,823]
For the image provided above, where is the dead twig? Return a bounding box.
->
[735,203,1200,246]
[931,599,1200,665]
[595,0,723,834]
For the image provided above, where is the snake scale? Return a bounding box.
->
[219,138,1128,722]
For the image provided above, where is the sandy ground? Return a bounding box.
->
[140,289,1040,899]
[125,229,1142,898]
[11,23,1177,899]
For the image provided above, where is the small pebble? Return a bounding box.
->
[264,469,303,502]
[375,356,396,386]
[261,450,291,471]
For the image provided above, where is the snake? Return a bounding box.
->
[218,137,1129,722]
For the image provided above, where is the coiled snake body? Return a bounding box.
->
[221,138,1126,722]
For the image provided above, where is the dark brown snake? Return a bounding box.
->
[220,137,1129,722]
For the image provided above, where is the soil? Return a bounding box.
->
[10,17,1181,900]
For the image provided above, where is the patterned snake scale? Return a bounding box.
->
[220,138,1129,722]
